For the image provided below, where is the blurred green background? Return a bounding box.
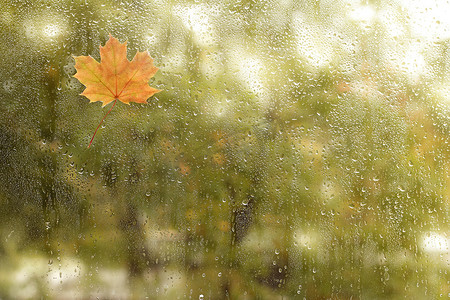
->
[0,0,448,299]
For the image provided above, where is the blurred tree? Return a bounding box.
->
[0,0,448,299]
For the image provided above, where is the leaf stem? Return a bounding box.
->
[88,99,117,148]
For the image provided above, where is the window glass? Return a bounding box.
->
[0,0,448,299]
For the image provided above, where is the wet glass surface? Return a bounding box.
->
[0,0,448,299]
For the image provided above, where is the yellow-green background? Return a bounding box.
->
[0,0,448,299]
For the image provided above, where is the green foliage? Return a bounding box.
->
[0,0,448,299]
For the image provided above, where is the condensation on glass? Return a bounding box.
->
[0,0,448,299]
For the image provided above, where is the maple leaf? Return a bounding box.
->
[74,34,160,106]
[73,34,161,147]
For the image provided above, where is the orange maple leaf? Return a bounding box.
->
[73,34,161,147]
